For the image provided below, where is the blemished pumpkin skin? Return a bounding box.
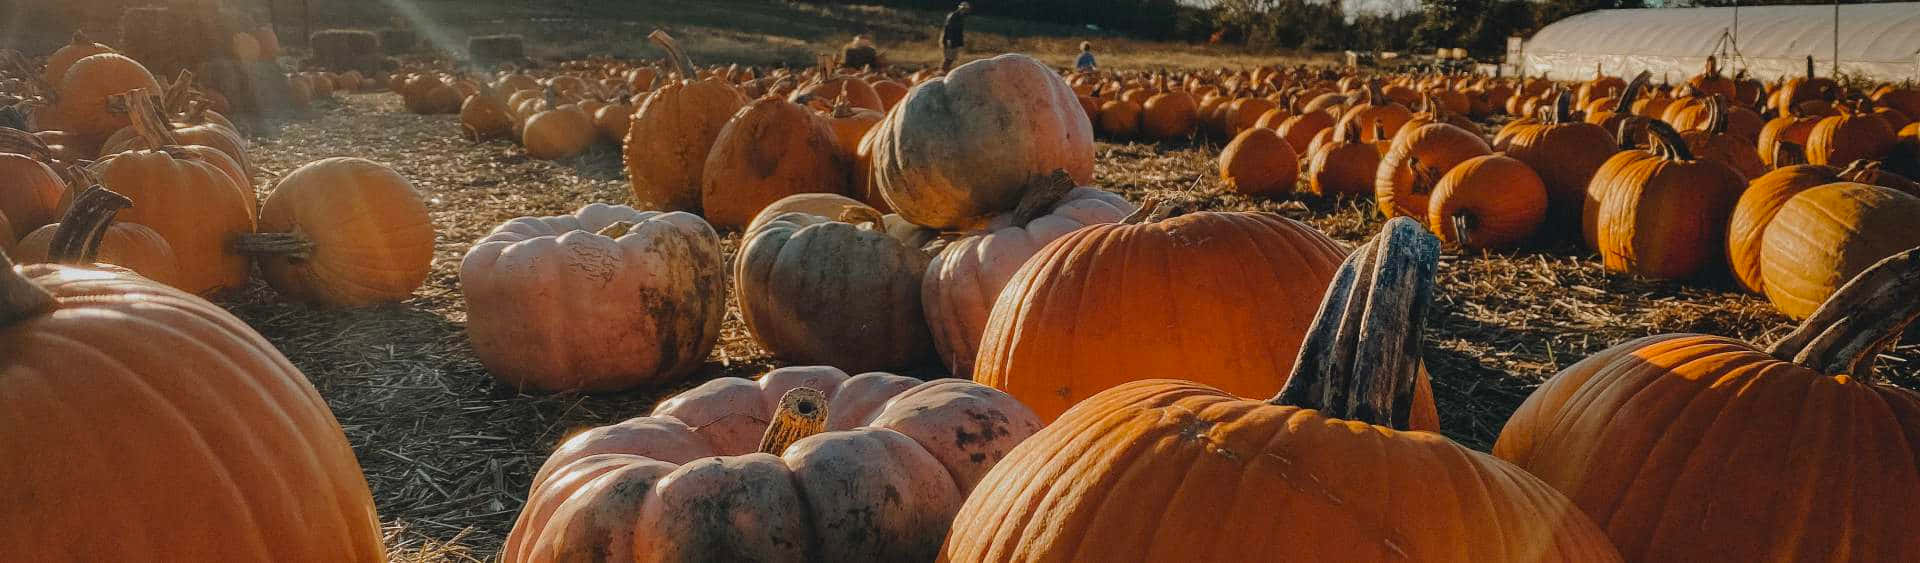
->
[1141,90,1199,140]
[523,104,598,160]
[503,366,1043,563]
[946,219,1616,563]
[14,188,180,287]
[1726,159,1843,294]
[89,147,254,295]
[1495,248,1920,562]
[1504,92,1619,239]
[1374,122,1491,221]
[701,97,851,230]
[737,212,934,373]
[868,54,1095,231]
[462,204,723,392]
[1807,105,1897,167]
[924,181,1133,378]
[53,53,162,140]
[1218,126,1300,195]
[1759,182,1920,319]
[238,158,434,306]
[1590,122,1746,280]
[625,32,750,213]
[0,152,68,239]
[1428,154,1548,250]
[0,254,384,562]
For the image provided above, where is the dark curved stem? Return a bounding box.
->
[47,186,133,265]
[647,30,698,81]
[1272,216,1439,430]
[0,248,57,327]
[1614,71,1651,114]
[1646,120,1694,161]
[1768,247,1920,379]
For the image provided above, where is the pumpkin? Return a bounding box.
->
[1495,247,1920,562]
[1276,110,1334,155]
[945,219,1616,562]
[746,192,876,235]
[1428,154,1548,250]
[1758,109,1822,169]
[871,78,908,110]
[924,172,1133,378]
[1726,146,1842,294]
[42,31,116,91]
[503,365,1042,562]
[460,88,515,141]
[821,98,883,163]
[522,101,598,160]
[461,203,724,392]
[1677,96,1767,180]
[1218,126,1299,195]
[737,209,934,372]
[13,186,178,286]
[1306,120,1382,198]
[701,97,850,230]
[868,54,1094,231]
[0,244,383,561]
[1505,91,1619,239]
[402,75,462,114]
[1807,103,1897,167]
[1583,71,1651,149]
[790,76,883,112]
[1224,97,1276,136]
[1589,121,1745,279]
[1096,99,1143,139]
[1772,56,1839,116]
[972,206,1390,423]
[1333,82,1411,143]
[591,99,634,144]
[233,158,432,306]
[851,128,891,213]
[1374,122,1491,221]
[99,91,253,180]
[51,53,162,140]
[1760,181,1920,318]
[1840,159,1920,197]
[1140,89,1198,140]
[0,131,69,238]
[89,142,253,295]
[625,32,749,213]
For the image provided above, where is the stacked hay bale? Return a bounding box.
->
[468,34,526,67]
[309,29,385,74]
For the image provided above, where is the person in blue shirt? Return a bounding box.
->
[1075,42,1097,72]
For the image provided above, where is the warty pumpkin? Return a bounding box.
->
[944,219,1614,562]
[504,366,1042,562]
[1373,122,1491,221]
[235,158,433,306]
[1760,181,1920,318]
[1505,90,1619,240]
[1496,247,1920,562]
[700,96,850,230]
[462,203,724,392]
[1428,154,1548,250]
[0,245,383,561]
[867,53,1095,231]
[1589,121,1745,280]
[624,31,749,213]
[1218,126,1300,195]
[737,209,934,372]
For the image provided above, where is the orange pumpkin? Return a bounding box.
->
[1333,82,1411,144]
[1218,126,1299,195]
[1759,181,1920,318]
[0,249,383,561]
[1758,109,1822,169]
[624,32,749,213]
[1306,120,1382,198]
[52,53,162,140]
[947,219,1615,562]
[1276,109,1334,154]
[1807,103,1897,166]
[12,186,178,287]
[1504,91,1619,239]
[0,131,69,238]
[89,143,253,295]
[1589,121,1745,280]
[42,31,116,91]
[1140,89,1198,140]
[821,98,882,163]
[460,88,515,141]
[1496,248,1920,562]
[99,91,253,180]
[461,204,725,392]
[1428,154,1548,250]
[790,76,883,112]
[1677,96,1767,180]
[1095,98,1143,139]
[1725,150,1842,294]
[1374,122,1491,221]
[236,158,433,306]
[701,97,850,230]
[522,102,598,160]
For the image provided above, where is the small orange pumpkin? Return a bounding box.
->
[1218,126,1299,195]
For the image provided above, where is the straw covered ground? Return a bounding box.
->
[232,93,1920,561]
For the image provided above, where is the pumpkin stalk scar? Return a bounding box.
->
[758,387,828,454]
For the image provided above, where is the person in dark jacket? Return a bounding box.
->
[940,2,971,72]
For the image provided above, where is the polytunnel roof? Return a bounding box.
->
[1521,3,1920,82]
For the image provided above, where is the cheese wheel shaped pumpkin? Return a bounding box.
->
[737,211,934,373]
[462,203,724,392]
[239,158,434,306]
[869,54,1094,231]
[503,366,1042,562]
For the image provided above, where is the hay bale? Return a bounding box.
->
[468,35,525,65]
[378,28,417,54]
[310,29,381,72]
[120,5,231,79]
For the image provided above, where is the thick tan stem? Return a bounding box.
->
[835,206,886,227]
[1121,199,1162,225]
[1450,212,1474,250]
[595,221,636,238]
[233,232,317,260]
[163,69,196,114]
[120,89,180,147]
[1010,169,1076,225]
[1768,247,1920,379]
[0,127,55,160]
[758,387,829,455]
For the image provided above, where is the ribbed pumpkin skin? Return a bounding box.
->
[1591,150,1745,279]
[43,35,115,90]
[1760,183,1920,319]
[99,119,252,177]
[943,380,1621,562]
[1756,115,1820,168]
[869,54,1095,231]
[461,204,725,392]
[54,53,162,139]
[973,212,1356,422]
[1504,120,1617,236]
[1681,128,1767,181]
[1308,130,1382,198]
[1375,123,1491,220]
[1807,111,1896,166]
[1725,165,1843,294]
[737,213,933,373]
[0,154,68,238]
[1141,91,1198,140]
[255,158,434,306]
[924,188,1132,378]
[1218,127,1299,195]
[522,105,598,160]
[503,366,1042,563]
[15,221,179,286]
[90,149,255,294]
[1428,154,1548,250]
[1278,111,1334,154]
[624,78,748,212]
[1494,334,1920,562]
[701,98,850,230]
[1096,100,1143,139]
[0,265,384,561]
[746,193,875,234]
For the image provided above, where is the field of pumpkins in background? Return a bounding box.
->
[7,3,1920,560]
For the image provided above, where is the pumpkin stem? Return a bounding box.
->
[647,30,698,82]
[1010,169,1077,226]
[758,387,829,455]
[1550,88,1574,124]
[0,247,57,327]
[1614,71,1651,114]
[1704,95,1729,135]
[1120,198,1163,225]
[1767,247,1920,379]
[3,50,56,103]
[47,186,133,265]
[1774,141,1808,168]
[1645,120,1694,161]
[119,89,180,147]
[595,221,636,238]
[1271,216,1438,430]
[1449,212,1474,249]
[0,127,56,161]
[835,206,886,228]
[233,232,317,260]
[162,69,196,115]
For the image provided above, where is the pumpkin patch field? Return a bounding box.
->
[8,2,1920,562]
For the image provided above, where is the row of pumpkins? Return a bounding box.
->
[8,35,1920,562]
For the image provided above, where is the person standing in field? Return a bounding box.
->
[1075,42,1097,72]
[941,2,971,72]
[843,34,880,70]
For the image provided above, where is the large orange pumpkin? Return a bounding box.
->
[946,219,1618,562]
[867,54,1094,231]
[236,158,433,306]
[42,31,116,91]
[1725,153,1842,294]
[52,53,162,140]
[1141,89,1198,140]
[701,97,850,230]
[1373,122,1491,221]
[1588,121,1745,279]
[0,249,383,561]
[737,210,934,372]
[1807,103,1897,166]
[97,90,253,186]
[1496,247,1920,562]
[89,143,254,295]
[1759,181,1920,318]
[1504,91,1619,239]
[1428,154,1548,250]
[504,366,1042,562]
[624,31,749,212]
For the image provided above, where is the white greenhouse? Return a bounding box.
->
[1514,3,1920,83]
